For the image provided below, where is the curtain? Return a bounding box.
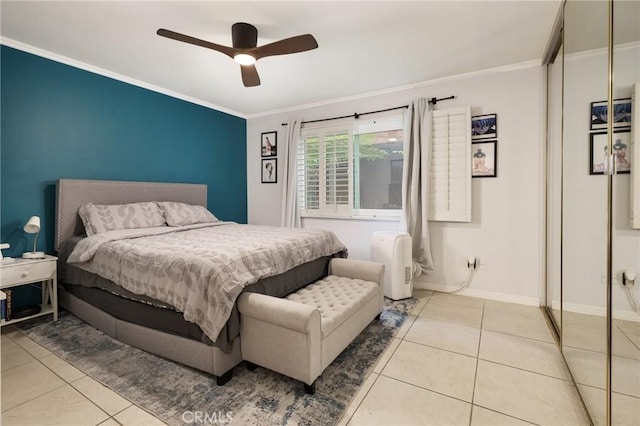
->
[281,120,302,227]
[401,98,435,276]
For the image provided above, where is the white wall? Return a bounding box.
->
[562,44,640,318]
[247,66,546,305]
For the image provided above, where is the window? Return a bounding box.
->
[297,107,471,222]
[298,115,404,218]
[353,115,404,214]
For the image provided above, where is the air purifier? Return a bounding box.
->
[370,231,413,300]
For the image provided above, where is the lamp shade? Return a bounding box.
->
[23,216,41,234]
[22,216,45,259]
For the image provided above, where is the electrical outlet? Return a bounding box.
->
[622,270,637,287]
[479,259,487,270]
[467,256,478,270]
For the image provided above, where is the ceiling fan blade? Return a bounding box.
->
[157,28,237,59]
[240,64,261,87]
[252,34,318,60]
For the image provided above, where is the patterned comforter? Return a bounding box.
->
[67,222,346,342]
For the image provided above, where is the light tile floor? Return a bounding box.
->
[1,328,167,426]
[341,290,593,426]
[1,291,596,425]
[552,309,640,426]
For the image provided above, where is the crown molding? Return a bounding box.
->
[247,59,542,119]
[564,40,640,62]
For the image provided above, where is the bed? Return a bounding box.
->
[55,179,346,384]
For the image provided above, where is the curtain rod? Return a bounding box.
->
[280,96,455,126]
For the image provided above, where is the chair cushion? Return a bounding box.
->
[286,275,379,338]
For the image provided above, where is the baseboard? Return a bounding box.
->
[413,280,540,307]
[551,300,640,323]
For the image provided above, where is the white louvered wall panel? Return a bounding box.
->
[429,107,472,222]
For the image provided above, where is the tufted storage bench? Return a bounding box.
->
[237,258,384,394]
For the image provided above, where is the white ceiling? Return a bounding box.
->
[0,1,561,118]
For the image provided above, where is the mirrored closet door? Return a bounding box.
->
[544,1,640,424]
[561,1,609,422]
[610,0,640,423]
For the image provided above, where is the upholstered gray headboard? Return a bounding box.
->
[55,179,207,251]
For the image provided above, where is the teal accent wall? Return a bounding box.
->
[1,45,247,260]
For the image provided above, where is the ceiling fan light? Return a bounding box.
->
[234,53,256,66]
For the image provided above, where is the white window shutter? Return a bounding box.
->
[429,106,472,222]
[298,125,353,216]
[297,135,320,212]
[323,130,353,215]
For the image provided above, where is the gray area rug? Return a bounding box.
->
[19,299,415,426]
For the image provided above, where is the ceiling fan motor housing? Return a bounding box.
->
[232,22,258,49]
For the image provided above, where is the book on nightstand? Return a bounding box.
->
[0,290,5,320]
[4,289,12,321]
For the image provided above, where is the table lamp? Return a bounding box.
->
[23,216,45,259]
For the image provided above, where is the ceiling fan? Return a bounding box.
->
[157,22,318,87]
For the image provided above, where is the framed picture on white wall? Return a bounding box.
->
[261,131,277,157]
[261,158,277,183]
[589,130,631,175]
[471,114,497,140]
[471,141,497,178]
[589,98,632,131]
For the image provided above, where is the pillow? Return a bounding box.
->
[158,202,219,226]
[79,202,166,236]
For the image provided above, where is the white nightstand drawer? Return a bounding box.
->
[1,261,53,286]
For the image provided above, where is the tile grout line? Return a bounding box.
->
[1,381,69,414]
[6,329,130,422]
[375,338,403,373]
[617,327,640,352]
[97,416,124,426]
[29,339,114,422]
[563,341,640,362]
[478,358,575,384]
[377,372,474,406]
[342,373,381,426]
[482,326,556,345]
[2,331,65,413]
[577,382,640,401]
[67,376,131,421]
[402,336,478,359]
[468,301,485,426]
[471,403,539,425]
[484,324,557,342]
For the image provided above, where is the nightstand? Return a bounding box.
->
[0,255,58,326]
